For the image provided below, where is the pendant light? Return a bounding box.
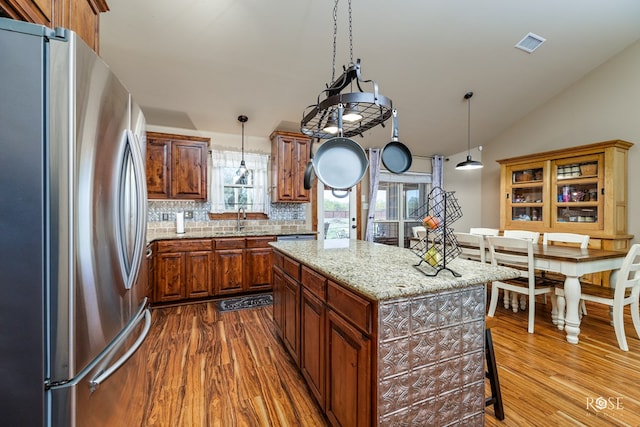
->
[456,92,483,170]
[300,0,393,139]
[322,110,339,134]
[237,115,248,178]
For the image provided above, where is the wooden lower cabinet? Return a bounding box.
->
[273,251,372,426]
[272,268,285,333]
[185,251,212,298]
[214,236,275,295]
[300,288,325,409]
[282,272,300,365]
[326,309,371,427]
[245,237,274,292]
[214,248,244,295]
[151,236,276,304]
[153,239,212,303]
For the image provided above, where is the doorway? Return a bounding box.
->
[317,182,357,241]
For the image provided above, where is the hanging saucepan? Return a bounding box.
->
[381,109,412,174]
[303,138,316,190]
[312,104,369,191]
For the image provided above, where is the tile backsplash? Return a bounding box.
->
[147,200,306,222]
[147,200,308,234]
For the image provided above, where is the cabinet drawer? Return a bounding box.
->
[246,236,276,248]
[301,266,326,301]
[156,239,212,253]
[273,250,284,270]
[214,238,246,250]
[282,255,301,281]
[327,281,372,335]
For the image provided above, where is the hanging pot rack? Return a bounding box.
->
[301,60,393,139]
[300,0,394,140]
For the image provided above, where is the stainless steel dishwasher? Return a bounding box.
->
[276,234,317,241]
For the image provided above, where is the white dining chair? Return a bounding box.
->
[557,243,640,351]
[543,232,590,317]
[469,227,500,237]
[487,236,553,333]
[500,230,541,310]
[454,232,487,263]
[503,230,540,242]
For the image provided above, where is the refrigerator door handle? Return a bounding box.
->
[46,299,150,391]
[116,129,148,290]
[88,307,152,392]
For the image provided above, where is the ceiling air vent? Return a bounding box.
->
[515,32,546,53]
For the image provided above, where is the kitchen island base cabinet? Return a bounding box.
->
[326,309,371,427]
[272,246,490,426]
[300,289,325,408]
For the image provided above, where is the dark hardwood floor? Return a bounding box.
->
[125,296,640,426]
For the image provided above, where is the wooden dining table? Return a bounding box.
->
[528,244,627,344]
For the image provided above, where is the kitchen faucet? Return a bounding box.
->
[237,207,246,232]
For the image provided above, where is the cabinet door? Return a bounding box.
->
[186,251,212,298]
[0,0,53,26]
[300,289,325,409]
[272,267,285,334]
[551,154,603,231]
[271,132,310,202]
[326,309,371,427]
[502,161,547,231]
[154,252,186,302]
[214,249,244,295]
[277,135,296,201]
[282,272,300,366]
[292,137,310,201]
[245,247,273,292]
[146,138,171,199]
[171,140,208,200]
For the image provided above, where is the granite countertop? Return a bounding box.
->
[147,229,316,243]
[270,240,521,301]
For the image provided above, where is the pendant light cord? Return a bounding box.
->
[464,91,473,155]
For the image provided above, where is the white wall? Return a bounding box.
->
[443,147,484,233]
[479,40,640,244]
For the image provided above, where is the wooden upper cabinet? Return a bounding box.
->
[146,132,209,200]
[498,140,633,251]
[0,0,54,27]
[0,0,109,52]
[270,131,310,202]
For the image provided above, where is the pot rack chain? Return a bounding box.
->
[330,0,354,83]
[301,0,393,140]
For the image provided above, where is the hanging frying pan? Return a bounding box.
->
[381,109,412,174]
[313,137,368,190]
[303,138,316,190]
[312,104,368,190]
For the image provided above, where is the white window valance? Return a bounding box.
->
[209,150,269,214]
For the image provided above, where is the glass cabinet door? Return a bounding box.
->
[506,162,545,227]
[552,154,603,229]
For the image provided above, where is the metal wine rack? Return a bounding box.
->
[410,187,463,277]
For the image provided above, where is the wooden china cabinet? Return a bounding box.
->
[146,132,210,200]
[0,0,109,52]
[270,131,311,202]
[498,140,633,251]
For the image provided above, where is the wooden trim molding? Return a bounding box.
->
[208,212,268,220]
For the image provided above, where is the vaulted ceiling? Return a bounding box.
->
[100,0,640,157]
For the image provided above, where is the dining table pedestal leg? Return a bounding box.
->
[562,276,582,344]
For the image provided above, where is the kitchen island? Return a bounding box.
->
[270,239,520,426]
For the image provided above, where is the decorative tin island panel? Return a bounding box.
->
[377,285,486,426]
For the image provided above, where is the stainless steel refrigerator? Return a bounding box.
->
[0,18,150,426]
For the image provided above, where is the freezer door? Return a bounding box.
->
[0,19,50,427]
